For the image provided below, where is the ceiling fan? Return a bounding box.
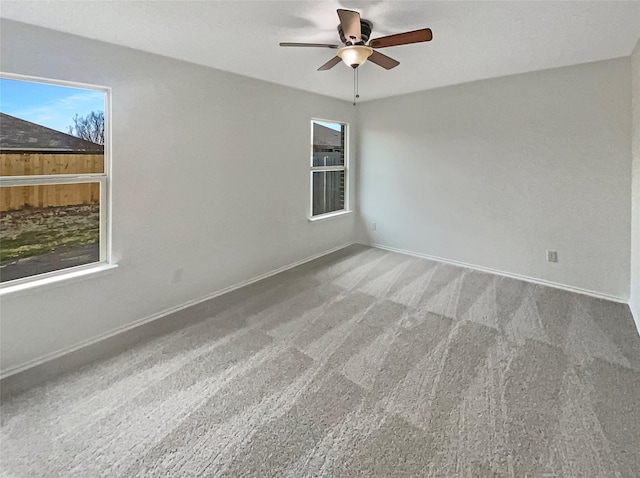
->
[279,8,433,71]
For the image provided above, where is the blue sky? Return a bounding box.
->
[0,78,104,134]
[313,120,342,131]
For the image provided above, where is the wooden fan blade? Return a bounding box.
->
[280,42,340,49]
[369,28,433,49]
[337,9,361,44]
[318,56,342,71]
[368,50,400,70]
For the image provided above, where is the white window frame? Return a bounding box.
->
[0,73,113,291]
[309,118,349,220]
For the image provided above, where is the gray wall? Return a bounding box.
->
[0,20,356,375]
[632,39,640,329]
[357,58,632,300]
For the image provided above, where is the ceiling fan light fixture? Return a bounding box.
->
[337,45,373,68]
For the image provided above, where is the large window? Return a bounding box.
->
[310,119,347,217]
[0,74,110,285]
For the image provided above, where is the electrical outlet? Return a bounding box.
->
[547,251,558,263]
[371,222,377,231]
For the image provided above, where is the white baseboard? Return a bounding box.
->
[1,242,355,380]
[370,242,628,304]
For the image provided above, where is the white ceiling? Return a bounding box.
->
[1,1,639,102]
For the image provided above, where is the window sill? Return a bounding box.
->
[0,263,118,296]
[308,210,352,222]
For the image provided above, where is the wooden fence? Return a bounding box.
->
[0,153,103,212]
[312,152,345,215]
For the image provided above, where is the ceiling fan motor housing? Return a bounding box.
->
[338,19,373,45]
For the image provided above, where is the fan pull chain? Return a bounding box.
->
[353,68,357,106]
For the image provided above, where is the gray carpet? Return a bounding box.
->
[1,245,639,477]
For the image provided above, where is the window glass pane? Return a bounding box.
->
[1,152,104,176]
[312,170,345,216]
[0,78,105,176]
[313,152,344,168]
[1,183,100,282]
[312,121,344,167]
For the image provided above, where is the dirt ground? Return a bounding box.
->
[0,204,100,282]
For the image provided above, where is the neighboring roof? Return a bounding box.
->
[313,123,342,149]
[0,112,104,152]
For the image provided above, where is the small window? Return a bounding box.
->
[310,120,347,217]
[0,74,110,285]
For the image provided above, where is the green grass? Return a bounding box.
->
[0,205,99,262]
